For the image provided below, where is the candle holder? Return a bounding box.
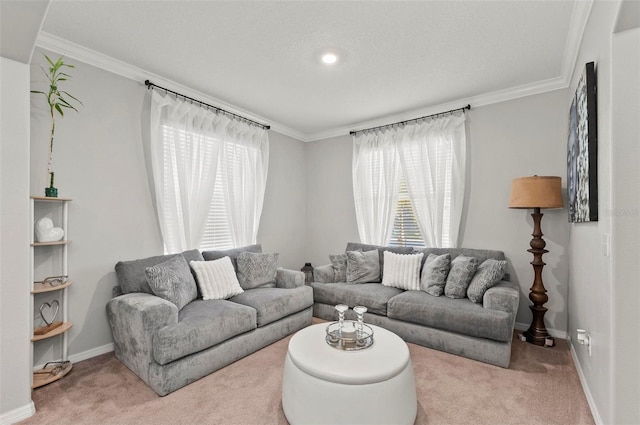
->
[353,306,367,336]
[335,304,348,331]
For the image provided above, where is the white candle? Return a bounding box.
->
[341,323,356,338]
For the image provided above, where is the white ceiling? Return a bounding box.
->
[30,1,592,141]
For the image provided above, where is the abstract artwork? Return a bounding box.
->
[567,62,598,223]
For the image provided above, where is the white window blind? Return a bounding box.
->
[389,177,426,248]
[160,124,239,251]
[200,165,233,250]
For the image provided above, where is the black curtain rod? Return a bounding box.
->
[144,80,270,130]
[349,104,471,136]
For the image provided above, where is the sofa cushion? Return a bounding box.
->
[381,251,423,290]
[387,291,513,342]
[236,252,279,290]
[311,282,403,316]
[202,244,262,272]
[421,253,451,296]
[116,249,204,295]
[444,255,479,299]
[145,255,198,311]
[467,259,508,303]
[230,286,313,327]
[153,299,257,365]
[345,242,414,281]
[346,249,380,284]
[190,257,244,300]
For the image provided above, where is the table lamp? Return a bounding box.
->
[509,176,563,346]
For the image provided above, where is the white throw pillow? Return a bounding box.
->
[381,251,424,291]
[190,257,244,300]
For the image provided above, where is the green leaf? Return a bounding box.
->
[55,104,64,116]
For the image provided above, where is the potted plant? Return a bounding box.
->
[31,54,82,197]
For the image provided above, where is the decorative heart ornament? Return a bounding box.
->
[39,300,60,326]
[35,218,64,242]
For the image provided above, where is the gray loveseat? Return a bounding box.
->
[312,242,519,368]
[107,245,313,396]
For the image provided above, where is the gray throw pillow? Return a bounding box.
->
[346,250,380,284]
[467,259,507,303]
[145,255,198,310]
[444,255,479,299]
[236,252,279,290]
[115,249,203,295]
[421,253,451,296]
[329,253,348,282]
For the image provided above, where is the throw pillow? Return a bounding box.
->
[421,253,451,296]
[236,252,279,290]
[381,251,424,290]
[444,255,479,299]
[467,259,508,303]
[329,253,348,282]
[346,249,380,284]
[145,255,198,310]
[190,257,244,300]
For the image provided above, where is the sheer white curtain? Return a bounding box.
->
[352,130,402,245]
[149,90,269,253]
[352,112,467,248]
[398,112,467,247]
[150,90,222,253]
[220,120,269,247]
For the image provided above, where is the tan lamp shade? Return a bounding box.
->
[509,176,563,209]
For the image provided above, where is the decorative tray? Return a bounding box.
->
[325,320,374,351]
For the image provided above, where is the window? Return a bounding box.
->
[389,177,426,248]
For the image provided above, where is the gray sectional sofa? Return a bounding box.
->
[312,242,520,367]
[106,245,313,396]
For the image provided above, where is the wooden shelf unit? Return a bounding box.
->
[30,196,73,389]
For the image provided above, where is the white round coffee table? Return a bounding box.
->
[282,323,417,425]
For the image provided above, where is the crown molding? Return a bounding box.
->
[305,75,568,142]
[561,0,595,87]
[35,32,306,142]
[37,0,593,145]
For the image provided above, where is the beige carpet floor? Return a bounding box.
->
[21,325,594,425]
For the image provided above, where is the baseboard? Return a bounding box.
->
[33,343,114,371]
[514,321,568,340]
[568,338,604,425]
[0,401,35,425]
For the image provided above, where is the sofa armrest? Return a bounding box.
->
[276,268,305,288]
[313,264,335,283]
[106,293,178,382]
[483,280,519,315]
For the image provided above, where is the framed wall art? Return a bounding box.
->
[567,61,598,223]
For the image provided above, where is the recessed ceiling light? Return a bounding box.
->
[321,53,338,65]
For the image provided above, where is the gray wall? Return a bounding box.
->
[29,49,308,364]
[1,57,34,419]
[306,90,571,334]
[611,27,640,424]
[565,2,639,424]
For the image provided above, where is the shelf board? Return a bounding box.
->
[32,280,72,294]
[31,196,72,202]
[32,362,72,389]
[31,240,71,247]
[32,321,72,341]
